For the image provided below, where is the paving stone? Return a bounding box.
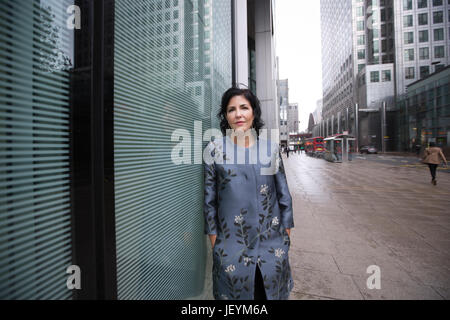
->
[282,154,450,300]
[352,275,443,300]
[290,249,340,273]
[333,254,419,286]
[291,268,363,300]
[432,287,450,300]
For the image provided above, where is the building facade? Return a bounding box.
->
[278,79,289,146]
[288,103,299,134]
[0,0,278,300]
[319,0,449,151]
[397,66,450,153]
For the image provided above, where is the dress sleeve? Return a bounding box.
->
[274,145,294,229]
[439,149,447,164]
[204,142,218,235]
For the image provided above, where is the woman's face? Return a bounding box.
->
[226,95,255,132]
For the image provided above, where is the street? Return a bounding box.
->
[284,152,450,300]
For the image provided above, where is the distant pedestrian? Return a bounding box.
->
[422,142,447,185]
[286,147,290,158]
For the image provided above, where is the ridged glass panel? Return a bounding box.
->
[0,0,74,299]
[114,0,231,299]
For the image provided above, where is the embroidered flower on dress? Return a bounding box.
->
[274,248,285,258]
[243,257,251,266]
[225,265,236,273]
[260,184,269,195]
[234,215,244,224]
[272,217,279,226]
[211,140,230,162]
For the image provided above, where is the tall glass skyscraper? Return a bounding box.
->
[320,0,449,149]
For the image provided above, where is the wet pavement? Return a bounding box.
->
[284,152,450,300]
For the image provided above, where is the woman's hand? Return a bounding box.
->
[286,229,291,238]
[209,234,217,249]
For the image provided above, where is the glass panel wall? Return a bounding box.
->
[113,0,232,299]
[0,0,75,299]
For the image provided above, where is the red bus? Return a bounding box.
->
[305,137,325,156]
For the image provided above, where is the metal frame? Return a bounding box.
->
[71,0,117,300]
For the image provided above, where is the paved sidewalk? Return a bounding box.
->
[284,152,450,300]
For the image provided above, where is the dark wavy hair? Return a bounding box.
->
[217,87,265,136]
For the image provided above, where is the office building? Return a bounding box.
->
[0,0,279,300]
[320,0,449,150]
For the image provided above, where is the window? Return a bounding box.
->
[419,47,430,59]
[418,13,428,25]
[382,70,391,82]
[404,48,415,61]
[357,20,365,31]
[358,49,366,59]
[381,24,387,37]
[373,28,379,38]
[418,0,428,8]
[433,11,443,23]
[403,15,414,27]
[357,35,365,45]
[381,9,386,21]
[405,67,415,79]
[435,64,445,72]
[358,64,366,72]
[373,41,379,53]
[404,0,413,10]
[370,71,380,82]
[405,31,414,44]
[434,28,444,40]
[173,10,179,19]
[419,30,429,42]
[420,66,430,78]
[357,7,364,17]
[435,45,445,58]
[433,0,443,5]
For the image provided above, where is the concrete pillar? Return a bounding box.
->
[331,115,334,135]
[233,0,248,87]
[255,0,277,131]
[355,104,359,152]
[337,112,341,134]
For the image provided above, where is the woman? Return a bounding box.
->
[422,142,447,185]
[203,87,294,300]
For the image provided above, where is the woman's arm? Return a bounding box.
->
[439,149,447,166]
[273,145,294,230]
[204,143,218,237]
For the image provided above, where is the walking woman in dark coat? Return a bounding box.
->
[203,87,294,300]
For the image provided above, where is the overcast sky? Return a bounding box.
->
[274,0,323,132]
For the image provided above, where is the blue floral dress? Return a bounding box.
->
[203,136,294,300]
